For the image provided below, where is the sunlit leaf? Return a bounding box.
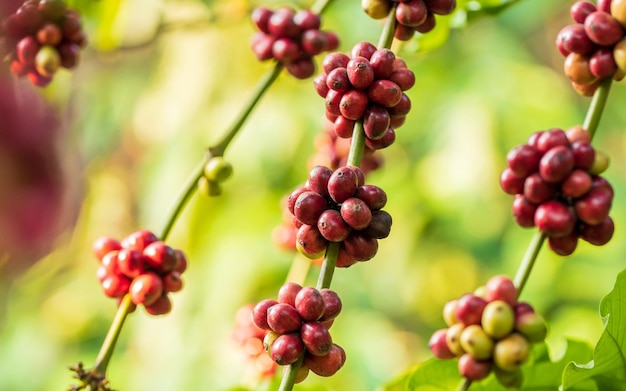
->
[562,269,626,390]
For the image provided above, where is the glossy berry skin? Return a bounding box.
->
[481,300,515,339]
[493,333,530,372]
[295,287,326,321]
[129,272,164,306]
[116,249,145,279]
[455,294,488,326]
[317,209,351,242]
[319,289,342,321]
[253,299,279,330]
[304,343,345,377]
[301,322,333,356]
[278,282,303,307]
[459,325,494,360]
[458,353,492,381]
[267,303,303,334]
[143,241,178,273]
[270,333,305,365]
[121,230,159,252]
[327,166,358,203]
[429,328,456,359]
[92,236,121,261]
[484,275,517,307]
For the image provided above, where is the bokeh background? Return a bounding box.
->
[1,0,626,390]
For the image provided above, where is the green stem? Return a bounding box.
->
[310,0,334,14]
[158,157,208,241]
[347,120,366,167]
[278,354,304,391]
[513,232,546,297]
[456,377,472,391]
[93,295,134,376]
[583,78,612,140]
[317,242,340,290]
[210,63,283,156]
[378,4,398,50]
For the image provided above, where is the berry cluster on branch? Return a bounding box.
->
[252,283,345,382]
[315,41,414,149]
[500,126,614,255]
[429,276,547,388]
[251,7,339,79]
[0,0,86,87]
[287,165,392,267]
[93,230,188,316]
[557,0,626,96]
[362,0,457,41]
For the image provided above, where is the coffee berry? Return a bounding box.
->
[557,0,626,96]
[93,229,187,315]
[361,0,457,41]
[252,283,345,380]
[500,126,614,255]
[429,275,547,387]
[250,7,339,79]
[1,0,86,87]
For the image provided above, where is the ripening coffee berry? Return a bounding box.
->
[458,353,492,381]
[443,299,459,326]
[494,366,523,388]
[253,299,279,330]
[278,282,303,307]
[515,312,548,343]
[319,289,342,321]
[363,210,392,239]
[327,166,358,203]
[143,241,178,273]
[92,236,122,261]
[129,272,164,306]
[455,294,488,326]
[429,328,456,359]
[445,323,466,356]
[317,209,351,242]
[267,303,303,334]
[534,200,576,238]
[304,343,346,376]
[459,325,494,360]
[481,300,515,339]
[493,333,530,372]
[484,275,517,307]
[116,248,145,279]
[296,224,328,259]
[301,322,333,356]
[144,294,172,315]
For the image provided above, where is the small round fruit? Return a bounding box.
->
[445,323,465,356]
[443,299,459,326]
[458,353,492,381]
[515,312,548,343]
[129,272,164,306]
[429,328,456,359]
[295,287,325,321]
[267,303,302,334]
[493,333,530,372]
[484,275,517,307]
[482,300,515,339]
[455,293,488,326]
[35,45,61,77]
[362,0,391,19]
[301,321,333,356]
[204,156,233,182]
[459,325,494,360]
[271,333,305,365]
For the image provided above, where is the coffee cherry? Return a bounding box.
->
[445,323,466,356]
[590,47,618,78]
[367,79,403,107]
[397,0,429,27]
[101,274,131,298]
[340,89,369,120]
[121,230,159,252]
[263,330,280,353]
[294,191,328,226]
[38,0,67,21]
[278,282,303,307]
[328,166,358,203]
[251,7,272,33]
[429,328,456,359]
[271,333,305,365]
[584,11,623,46]
[515,312,548,343]
[459,325,494,360]
[143,241,178,273]
[493,333,530,372]
[347,56,375,89]
[267,303,302,334]
[539,145,575,183]
[301,322,332,356]
[424,0,457,15]
[304,343,345,376]
[512,195,537,228]
[162,271,183,293]
[342,232,378,261]
[571,1,597,24]
[534,200,576,237]
[351,41,377,60]
[319,289,342,321]
[363,210,392,239]
[589,150,610,174]
[494,366,523,388]
[36,23,62,45]
[204,156,233,182]
[144,294,172,315]
[458,353,492,381]
[340,197,372,230]
[455,293,488,326]
[116,248,145,279]
[361,0,392,20]
[574,186,613,225]
[317,209,351,242]
[507,144,541,177]
[93,237,122,261]
[482,300,515,339]
[443,299,459,326]
[296,224,328,259]
[253,299,279,330]
[363,105,391,140]
[129,272,164,306]
[295,287,325,321]
[579,216,614,245]
[564,53,596,85]
[500,168,525,195]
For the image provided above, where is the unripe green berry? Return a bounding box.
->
[361,0,391,19]
[482,300,515,340]
[443,299,459,326]
[494,366,523,389]
[198,176,222,196]
[515,312,548,343]
[589,151,610,175]
[493,333,530,372]
[459,324,494,360]
[35,45,61,77]
[204,156,233,182]
[263,331,280,353]
[445,323,465,356]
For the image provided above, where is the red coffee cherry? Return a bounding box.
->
[267,303,303,334]
[301,322,333,356]
[129,272,164,306]
[278,282,303,307]
[270,333,305,365]
[253,299,279,330]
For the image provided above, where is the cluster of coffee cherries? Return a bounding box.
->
[429,275,547,387]
[252,282,345,381]
[557,0,626,96]
[361,0,457,41]
[93,229,187,315]
[288,165,392,267]
[231,304,278,379]
[314,42,414,150]
[250,7,339,79]
[0,0,86,87]
[500,126,614,255]
[198,155,233,197]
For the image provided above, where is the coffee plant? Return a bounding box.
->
[2,0,626,390]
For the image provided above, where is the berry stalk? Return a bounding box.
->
[377,3,398,50]
[92,294,134,376]
[583,78,612,139]
[278,354,305,391]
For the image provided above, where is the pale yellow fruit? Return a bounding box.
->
[611,0,626,28]
[361,0,391,20]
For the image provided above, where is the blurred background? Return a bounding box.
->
[1,0,626,390]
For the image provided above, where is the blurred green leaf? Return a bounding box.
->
[562,269,626,391]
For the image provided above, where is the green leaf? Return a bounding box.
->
[383,339,593,391]
[562,269,626,391]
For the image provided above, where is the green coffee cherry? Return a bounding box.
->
[263,331,280,353]
[482,300,515,339]
[204,156,233,182]
[459,324,494,360]
[494,366,523,388]
[361,0,391,19]
[515,312,548,343]
[493,333,530,372]
[35,45,61,77]
[445,323,466,356]
[198,176,222,196]
[589,151,609,175]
